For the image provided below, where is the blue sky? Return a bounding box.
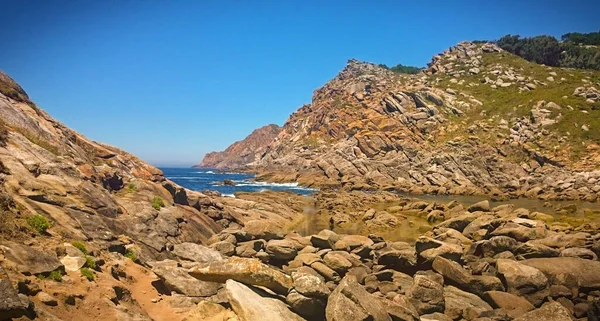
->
[0,0,598,166]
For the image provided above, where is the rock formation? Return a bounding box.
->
[215,42,600,201]
[195,124,281,169]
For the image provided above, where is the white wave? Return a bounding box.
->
[205,171,215,174]
[234,181,300,187]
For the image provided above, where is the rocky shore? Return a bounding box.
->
[3,192,599,321]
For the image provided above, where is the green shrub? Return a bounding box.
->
[71,241,88,255]
[85,256,96,269]
[151,197,165,210]
[80,267,95,281]
[26,214,49,233]
[37,269,63,282]
[124,249,137,261]
[126,183,136,193]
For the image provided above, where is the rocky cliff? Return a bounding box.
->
[233,42,600,201]
[0,71,305,320]
[195,124,281,169]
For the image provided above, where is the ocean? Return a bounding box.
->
[160,167,318,197]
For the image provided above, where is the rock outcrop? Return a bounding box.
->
[212,42,600,201]
[195,124,281,169]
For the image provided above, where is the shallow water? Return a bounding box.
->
[402,193,600,218]
[291,193,600,243]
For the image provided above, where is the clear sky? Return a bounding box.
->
[0,0,598,166]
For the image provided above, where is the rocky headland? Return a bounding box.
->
[204,42,600,202]
[194,124,281,169]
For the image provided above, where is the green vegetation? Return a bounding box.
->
[71,241,88,255]
[124,249,137,261]
[85,256,96,269]
[151,197,165,210]
[126,183,136,193]
[495,33,600,70]
[379,63,422,74]
[434,51,600,161]
[562,30,600,45]
[37,269,63,282]
[26,214,50,233]
[80,267,95,281]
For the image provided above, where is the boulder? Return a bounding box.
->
[496,259,549,306]
[326,276,392,321]
[60,256,87,272]
[406,275,444,314]
[468,200,490,212]
[182,301,237,321]
[513,302,575,321]
[380,297,419,321]
[236,240,266,258]
[209,241,236,257]
[225,279,305,321]
[0,242,62,275]
[377,248,417,272]
[244,220,284,241]
[521,257,600,289]
[310,262,340,282]
[189,257,292,295]
[292,271,330,299]
[333,235,374,251]
[443,285,492,320]
[37,292,58,306]
[323,251,353,274]
[310,230,340,249]
[483,291,535,318]
[560,247,598,260]
[171,242,224,264]
[0,266,30,319]
[266,239,300,261]
[152,264,221,297]
[286,290,326,319]
[432,256,503,296]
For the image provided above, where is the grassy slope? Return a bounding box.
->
[432,51,600,165]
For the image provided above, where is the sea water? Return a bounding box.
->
[160,167,318,197]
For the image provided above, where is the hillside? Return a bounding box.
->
[218,42,600,201]
[0,71,306,320]
[195,124,281,169]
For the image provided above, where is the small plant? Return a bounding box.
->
[37,269,63,282]
[151,197,165,210]
[124,249,137,262]
[26,214,49,233]
[80,267,95,281]
[71,241,88,255]
[85,256,96,269]
[126,183,136,193]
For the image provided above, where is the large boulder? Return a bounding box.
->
[189,257,292,295]
[496,259,549,306]
[0,266,30,319]
[326,276,392,321]
[406,275,445,315]
[513,302,574,321]
[443,286,492,320]
[521,257,600,290]
[244,220,285,241]
[432,256,503,296]
[0,242,62,275]
[152,262,221,297]
[483,290,535,318]
[225,279,305,321]
[266,239,300,261]
[171,242,224,264]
